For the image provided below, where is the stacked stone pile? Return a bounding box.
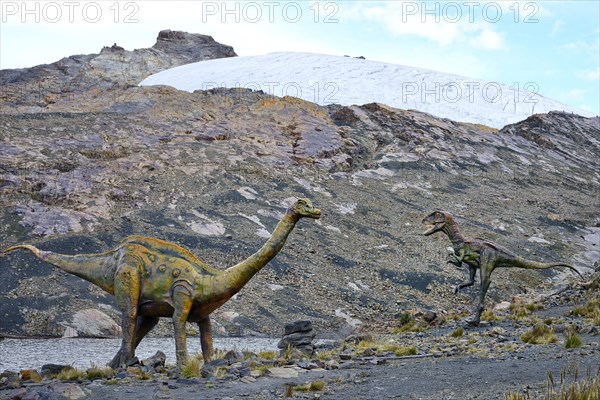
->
[278,320,315,358]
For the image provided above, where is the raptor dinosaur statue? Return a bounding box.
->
[422,210,582,326]
[2,198,321,369]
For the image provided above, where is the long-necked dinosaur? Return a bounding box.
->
[2,198,321,369]
[422,210,582,325]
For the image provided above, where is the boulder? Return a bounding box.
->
[0,371,21,389]
[141,351,166,368]
[284,320,312,335]
[277,331,316,348]
[49,383,87,400]
[494,301,512,312]
[70,309,121,338]
[265,367,299,378]
[19,369,42,382]
[40,364,73,377]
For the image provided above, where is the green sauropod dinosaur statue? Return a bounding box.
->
[422,210,582,326]
[2,198,321,369]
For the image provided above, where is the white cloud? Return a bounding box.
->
[560,88,586,102]
[470,29,505,50]
[576,68,600,80]
[560,38,600,56]
[339,1,506,50]
[551,19,566,36]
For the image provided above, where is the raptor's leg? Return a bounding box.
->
[171,286,193,369]
[454,265,477,294]
[470,269,493,326]
[110,261,142,368]
[198,316,214,364]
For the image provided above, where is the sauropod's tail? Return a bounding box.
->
[2,245,49,259]
[547,263,583,279]
[514,256,583,278]
[2,244,117,293]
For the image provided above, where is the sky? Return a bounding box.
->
[1,1,598,114]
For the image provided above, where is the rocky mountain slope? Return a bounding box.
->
[0,32,598,340]
[0,30,236,113]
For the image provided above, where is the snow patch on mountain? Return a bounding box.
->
[140,52,593,129]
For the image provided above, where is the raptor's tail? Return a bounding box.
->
[515,257,583,278]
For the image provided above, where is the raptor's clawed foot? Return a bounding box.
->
[467,319,480,327]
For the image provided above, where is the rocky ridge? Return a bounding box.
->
[0,30,236,113]
[0,32,599,342]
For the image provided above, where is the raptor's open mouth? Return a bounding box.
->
[423,223,437,236]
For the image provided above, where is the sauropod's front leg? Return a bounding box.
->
[171,286,193,369]
[198,316,213,364]
[454,265,477,294]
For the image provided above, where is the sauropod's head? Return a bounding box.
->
[290,198,321,219]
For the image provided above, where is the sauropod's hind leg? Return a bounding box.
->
[109,259,142,369]
[199,316,213,364]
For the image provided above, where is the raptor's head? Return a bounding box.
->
[290,198,321,219]
[422,210,452,236]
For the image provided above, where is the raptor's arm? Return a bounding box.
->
[447,253,463,267]
[447,248,465,267]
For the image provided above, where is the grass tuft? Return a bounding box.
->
[565,327,584,349]
[506,364,600,400]
[293,380,326,392]
[257,350,277,360]
[482,309,501,322]
[56,367,85,381]
[180,358,201,379]
[354,339,417,357]
[85,366,113,380]
[521,324,557,345]
[450,327,464,337]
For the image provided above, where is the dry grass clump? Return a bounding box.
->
[506,364,600,400]
[180,358,201,379]
[564,327,584,349]
[257,350,278,360]
[572,298,600,326]
[355,338,417,357]
[85,365,114,380]
[481,309,502,322]
[450,327,464,337]
[55,367,85,381]
[521,324,557,345]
